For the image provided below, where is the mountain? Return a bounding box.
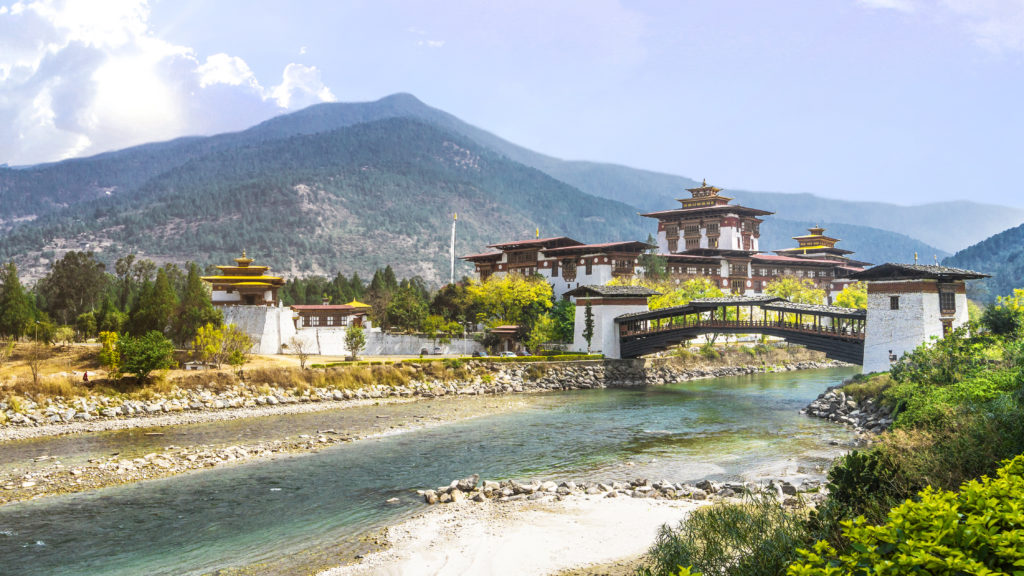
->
[3,93,1020,256]
[943,222,1024,302]
[0,118,649,283]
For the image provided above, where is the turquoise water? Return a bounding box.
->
[0,367,857,576]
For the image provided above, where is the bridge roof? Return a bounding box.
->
[615,296,866,322]
[762,301,867,319]
[614,296,783,322]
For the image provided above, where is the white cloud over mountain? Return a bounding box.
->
[0,0,337,165]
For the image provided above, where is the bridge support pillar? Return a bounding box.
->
[564,285,656,359]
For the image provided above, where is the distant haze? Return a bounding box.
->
[1,1,1022,207]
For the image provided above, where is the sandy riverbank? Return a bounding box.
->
[319,496,703,576]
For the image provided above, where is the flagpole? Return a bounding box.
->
[449,213,457,285]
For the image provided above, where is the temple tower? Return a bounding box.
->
[849,264,988,373]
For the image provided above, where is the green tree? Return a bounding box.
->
[638,233,668,281]
[118,330,175,383]
[172,263,222,345]
[98,331,120,376]
[54,325,75,345]
[765,276,826,305]
[96,296,126,333]
[76,311,97,339]
[466,275,553,334]
[0,261,33,338]
[551,299,576,342]
[386,285,429,332]
[130,268,179,335]
[583,302,595,353]
[345,324,366,360]
[193,323,252,368]
[650,278,724,310]
[834,281,867,309]
[37,251,108,325]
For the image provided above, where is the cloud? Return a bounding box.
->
[0,0,338,165]
[857,0,918,12]
[856,0,1024,52]
[418,39,445,48]
[942,0,1024,52]
[270,63,336,109]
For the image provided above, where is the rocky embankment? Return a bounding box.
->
[418,474,823,508]
[1,359,844,435]
[0,430,357,504]
[801,385,894,434]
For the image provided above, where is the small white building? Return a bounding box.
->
[850,264,988,373]
[565,285,659,359]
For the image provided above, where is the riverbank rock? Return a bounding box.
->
[420,474,822,508]
[1,358,848,435]
[802,382,894,434]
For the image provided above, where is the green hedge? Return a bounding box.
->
[309,354,602,369]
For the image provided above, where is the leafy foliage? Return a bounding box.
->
[192,323,252,369]
[0,261,33,337]
[117,331,174,382]
[467,275,553,333]
[789,454,1024,576]
[345,324,366,360]
[833,282,866,309]
[36,251,108,325]
[765,277,825,305]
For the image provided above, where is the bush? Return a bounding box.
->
[789,453,1024,576]
[638,494,810,576]
[699,343,720,360]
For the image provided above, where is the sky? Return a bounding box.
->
[1,0,1023,207]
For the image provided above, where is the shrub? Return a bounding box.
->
[699,343,720,360]
[789,454,1024,576]
[638,494,810,576]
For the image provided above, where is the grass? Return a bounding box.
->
[842,373,893,404]
[637,494,811,576]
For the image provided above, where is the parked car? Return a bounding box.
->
[498,351,516,357]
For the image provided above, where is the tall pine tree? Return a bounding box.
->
[129,268,179,336]
[171,263,222,345]
[0,261,33,337]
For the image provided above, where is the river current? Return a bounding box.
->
[0,367,857,575]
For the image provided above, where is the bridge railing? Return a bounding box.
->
[619,317,865,340]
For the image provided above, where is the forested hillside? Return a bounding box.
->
[0,118,647,283]
[943,222,1024,302]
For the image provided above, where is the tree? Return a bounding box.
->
[118,331,175,383]
[37,251,108,325]
[76,311,97,339]
[386,285,429,332]
[345,324,366,360]
[172,263,222,345]
[98,331,120,376]
[288,336,311,369]
[26,341,47,387]
[193,323,252,368]
[834,281,867,309]
[129,268,179,335]
[638,233,668,281]
[650,278,724,310]
[96,296,126,333]
[54,326,75,346]
[765,276,826,305]
[466,275,554,334]
[551,299,576,342]
[0,261,33,338]
[583,302,595,353]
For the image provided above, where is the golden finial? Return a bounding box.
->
[702,178,706,187]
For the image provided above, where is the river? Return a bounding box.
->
[0,366,857,576]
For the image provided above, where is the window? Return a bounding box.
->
[550,260,559,278]
[890,296,900,310]
[706,223,720,235]
[584,259,593,275]
[687,266,697,275]
[327,316,334,326]
[685,238,699,249]
[310,316,320,326]
[942,319,953,335]
[939,285,956,314]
